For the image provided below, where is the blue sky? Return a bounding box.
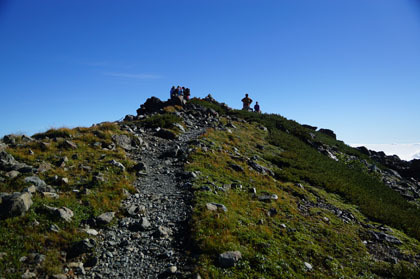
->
[1,0,419,145]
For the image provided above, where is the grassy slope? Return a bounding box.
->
[187,100,420,278]
[0,123,136,278]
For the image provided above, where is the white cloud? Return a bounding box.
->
[104,72,162,79]
[350,143,420,161]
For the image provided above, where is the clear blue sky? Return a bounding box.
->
[1,0,419,144]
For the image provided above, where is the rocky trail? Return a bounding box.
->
[83,104,220,279]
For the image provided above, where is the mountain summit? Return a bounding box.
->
[1,96,420,278]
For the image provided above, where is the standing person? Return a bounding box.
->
[184,88,191,100]
[170,86,176,98]
[254,101,261,113]
[177,86,182,96]
[241,93,253,111]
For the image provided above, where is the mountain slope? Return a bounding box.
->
[0,96,420,278]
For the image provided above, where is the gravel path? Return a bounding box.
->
[83,109,216,279]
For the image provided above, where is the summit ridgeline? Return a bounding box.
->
[1,95,420,278]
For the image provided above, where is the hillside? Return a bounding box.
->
[1,95,420,278]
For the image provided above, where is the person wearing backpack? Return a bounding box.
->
[184,88,191,100]
[241,93,253,111]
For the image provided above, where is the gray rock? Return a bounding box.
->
[248,161,274,176]
[24,176,47,188]
[83,229,99,236]
[206,202,228,212]
[0,192,33,219]
[219,251,242,268]
[42,192,59,199]
[62,140,77,149]
[21,270,36,279]
[50,224,60,232]
[167,265,177,274]
[304,262,313,270]
[156,226,172,239]
[96,212,115,225]
[258,194,278,202]
[173,123,185,133]
[129,217,151,231]
[43,205,74,222]
[112,134,134,150]
[108,160,125,171]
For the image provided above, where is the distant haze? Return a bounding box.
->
[350,143,420,161]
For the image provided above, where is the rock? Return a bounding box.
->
[173,123,185,132]
[56,156,68,168]
[42,192,59,199]
[167,265,177,274]
[67,238,96,259]
[52,274,67,279]
[0,151,33,172]
[137,97,164,115]
[249,188,257,195]
[132,162,147,172]
[21,270,36,279]
[83,229,99,236]
[62,140,78,149]
[24,176,47,188]
[258,194,278,202]
[155,129,177,140]
[303,124,317,131]
[6,170,20,179]
[126,205,146,216]
[248,160,274,176]
[96,212,115,225]
[112,134,134,150]
[304,262,313,270]
[229,163,244,172]
[124,114,136,121]
[155,226,172,238]
[206,202,228,212]
[318,128,336,139]
[0,192,33,219]
[50,224,60,232]
[219,251,242,268]
[108,160,125,171]
[24,253,46,265]
[129,217,151,231]
[43,205,74,222]
[37,161,52,173]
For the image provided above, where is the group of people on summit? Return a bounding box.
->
[169,86,261,113]
[170,86,191,100]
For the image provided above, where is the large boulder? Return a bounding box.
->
[43,205,74,222]
[0,151,33,173]
[112,134,134,150]
[318,128,337,140]
[0,192,33,219]
[136,97,164,115]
